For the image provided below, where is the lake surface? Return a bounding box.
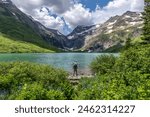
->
[0,53,118,74]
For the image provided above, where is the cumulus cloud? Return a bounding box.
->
[11,0,144,35]
[63,3,92,29]
[92,0,144,24]
[130,0,144,12]
[33,7,65,33]
[11,0,43,14]
[12,0,74,15]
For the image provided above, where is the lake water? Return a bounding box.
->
[0,53,118,74]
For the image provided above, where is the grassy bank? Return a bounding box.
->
[0,34,54,53]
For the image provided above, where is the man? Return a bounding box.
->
[73,61,78,76]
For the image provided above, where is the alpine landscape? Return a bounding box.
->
[0,0,150,100]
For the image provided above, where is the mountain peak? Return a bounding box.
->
[123,11,139,16]
[0,0,12,4]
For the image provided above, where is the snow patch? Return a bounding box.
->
[120,26,125,29]
[132,17,138,20]
[124,15,131,19]
[139,13,142,17]
[76,26,96,35]
[107,20,117,26]
[107,26,113,29]
[95,25,100,28]
[107,29,113,33]
[92,30,95,33]
[125,21,129,24]
[57,31,62,35]
[68,35,74,39]
[129,22,137,25]
[11,12,16,16]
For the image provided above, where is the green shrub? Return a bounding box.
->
[115,45,150,73]
[10,83,66,100]
[76,45,150,100]
[90,55,117,75]
[0,62,74,100]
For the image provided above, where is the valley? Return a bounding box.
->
[0,0,144,53]
[0,0,150,100]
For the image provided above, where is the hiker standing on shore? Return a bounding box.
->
[73,61,78,76]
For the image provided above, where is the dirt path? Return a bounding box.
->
[68,75,94,85]
[67,69,94,85]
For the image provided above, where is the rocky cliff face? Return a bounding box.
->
[66,11,143,52]
[66,25,96,49]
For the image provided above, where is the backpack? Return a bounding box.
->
[73,63,78,69]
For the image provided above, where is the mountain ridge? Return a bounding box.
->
[66,11,143,52]
[0,0,67,51]
[0,0,144,52]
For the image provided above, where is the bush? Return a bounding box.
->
[90,55,117,75]
[0,62,74,100]
[76,45,150,100]
[11,83,66,100]
[115,45,150,73]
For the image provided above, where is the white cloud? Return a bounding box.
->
[33,8,65,33]
[130,0,144,12]
[92,0,144,24]
[11,0,144,35]
[63,3,92,29]
[12,0,43,12]
[12,0,74,15]
[105,0,129,9]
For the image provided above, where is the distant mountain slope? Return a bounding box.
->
[0,34,54,53]
[66,25,96,49]
[67,11,143,52]
[0,0,67,51]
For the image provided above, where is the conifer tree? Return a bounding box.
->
[143,0,150,43]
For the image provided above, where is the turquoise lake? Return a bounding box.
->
[0,53,118,74]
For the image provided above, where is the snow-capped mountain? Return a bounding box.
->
[66,25,98,49]
[101,11,143,34]
[66,11,143,52]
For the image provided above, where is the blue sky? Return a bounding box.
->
[12,0,144,35]
[79,0,112,10]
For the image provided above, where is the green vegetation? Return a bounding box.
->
[0,44,149,100]
[88,23,143,53]
[98,33,109,42]
[143,0,150,43]
[0,6,59,52]
[131,36,144,44]
[105,36,144,53]
[90,55,117,75]
[0,62,74,100]
[104,43,123,53]
[0,34,54,53]
[75,45,150,100]
[0,0,149,100]
[0,14,49,49]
